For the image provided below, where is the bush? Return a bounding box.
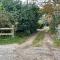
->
[38,19,44,29]
[0,11,13,28]
[49,15,57,34]
[49,15,60,34]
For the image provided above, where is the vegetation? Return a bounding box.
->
[49,15,56,34]
[0,11,13,28]
[42,3,55,34]
[49,15,60,34]
[0,0,41,44]
[0,0,60,46]
[53,39,60,47]
[53,0,60,4]
[0,0,41,34]
[17,4,40,33]
[37,18,45,29]
[43,4,54,15]
[0,34,28,45]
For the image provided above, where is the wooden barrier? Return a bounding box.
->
[0,25,14,37]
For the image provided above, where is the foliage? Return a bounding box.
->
[43,4,54,15]
[53,0,60,4]
[49,15,58,34]
[0,11,14,28]
[2,0,21,12]
[0,2,4,11]
[17,4,40,33]
[53,39,60,47]
[0,34,27,45]
[55,15,60,25]
[37,19,44,29]
[38,19,44,25]
[54,4,60,11]
[0,0,15,28]
[49,13,60,34]
[0,0,41,34]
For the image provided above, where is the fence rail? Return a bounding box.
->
[0,28,13,30]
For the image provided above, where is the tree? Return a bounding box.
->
[1,0,40,34]
[0,11,13,28]
[43,3,54,15]
[0,2,4,11]
[17,4,40,33]
[53,0,60,4]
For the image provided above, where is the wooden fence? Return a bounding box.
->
[0,25,14,37]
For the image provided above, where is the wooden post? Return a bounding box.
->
[12,25,14,37]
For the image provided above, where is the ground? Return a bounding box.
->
[16,33,60,60]
[0,32,60,60]
[0,44,18,60]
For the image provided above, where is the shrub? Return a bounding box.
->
[0,11,13,28]
[38,19,44,29]
[49,15,58,34]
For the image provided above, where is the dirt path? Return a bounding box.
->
[0,32,60,60]
[0,33,38,60]
[42,33,53,48]
[42,33,56,60]
[17,33,38,49]
[16,32,60,60]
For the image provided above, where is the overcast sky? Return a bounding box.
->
[21,0,48,2]
[21,0,53,3]
[20,0,53,8]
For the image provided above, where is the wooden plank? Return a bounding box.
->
[0,28,13,30]
[0,33,13,35]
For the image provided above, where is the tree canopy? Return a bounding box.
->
[0,0,41,34]
[43,4,54,15]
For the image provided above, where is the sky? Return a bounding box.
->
[21,0,53,3]
[21,0,47,2]
[20,0,53,8]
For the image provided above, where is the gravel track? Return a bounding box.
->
[0,33,60,60]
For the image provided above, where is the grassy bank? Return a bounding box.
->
[53,39,60,47]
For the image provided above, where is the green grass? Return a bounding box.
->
[32,32,45,47]
[0,35,28,45]
[53,39,60,47]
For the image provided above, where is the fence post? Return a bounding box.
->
[12,25,14,37]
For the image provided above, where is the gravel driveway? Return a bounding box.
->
[0,33,60,60]
[16,47,60,60]
[15,33,60,60]
[0,44,18,60]
[0,45,60,60]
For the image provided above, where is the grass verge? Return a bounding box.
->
[0,34,28,45]
[53,39,60,47]
[32,32,45,47]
